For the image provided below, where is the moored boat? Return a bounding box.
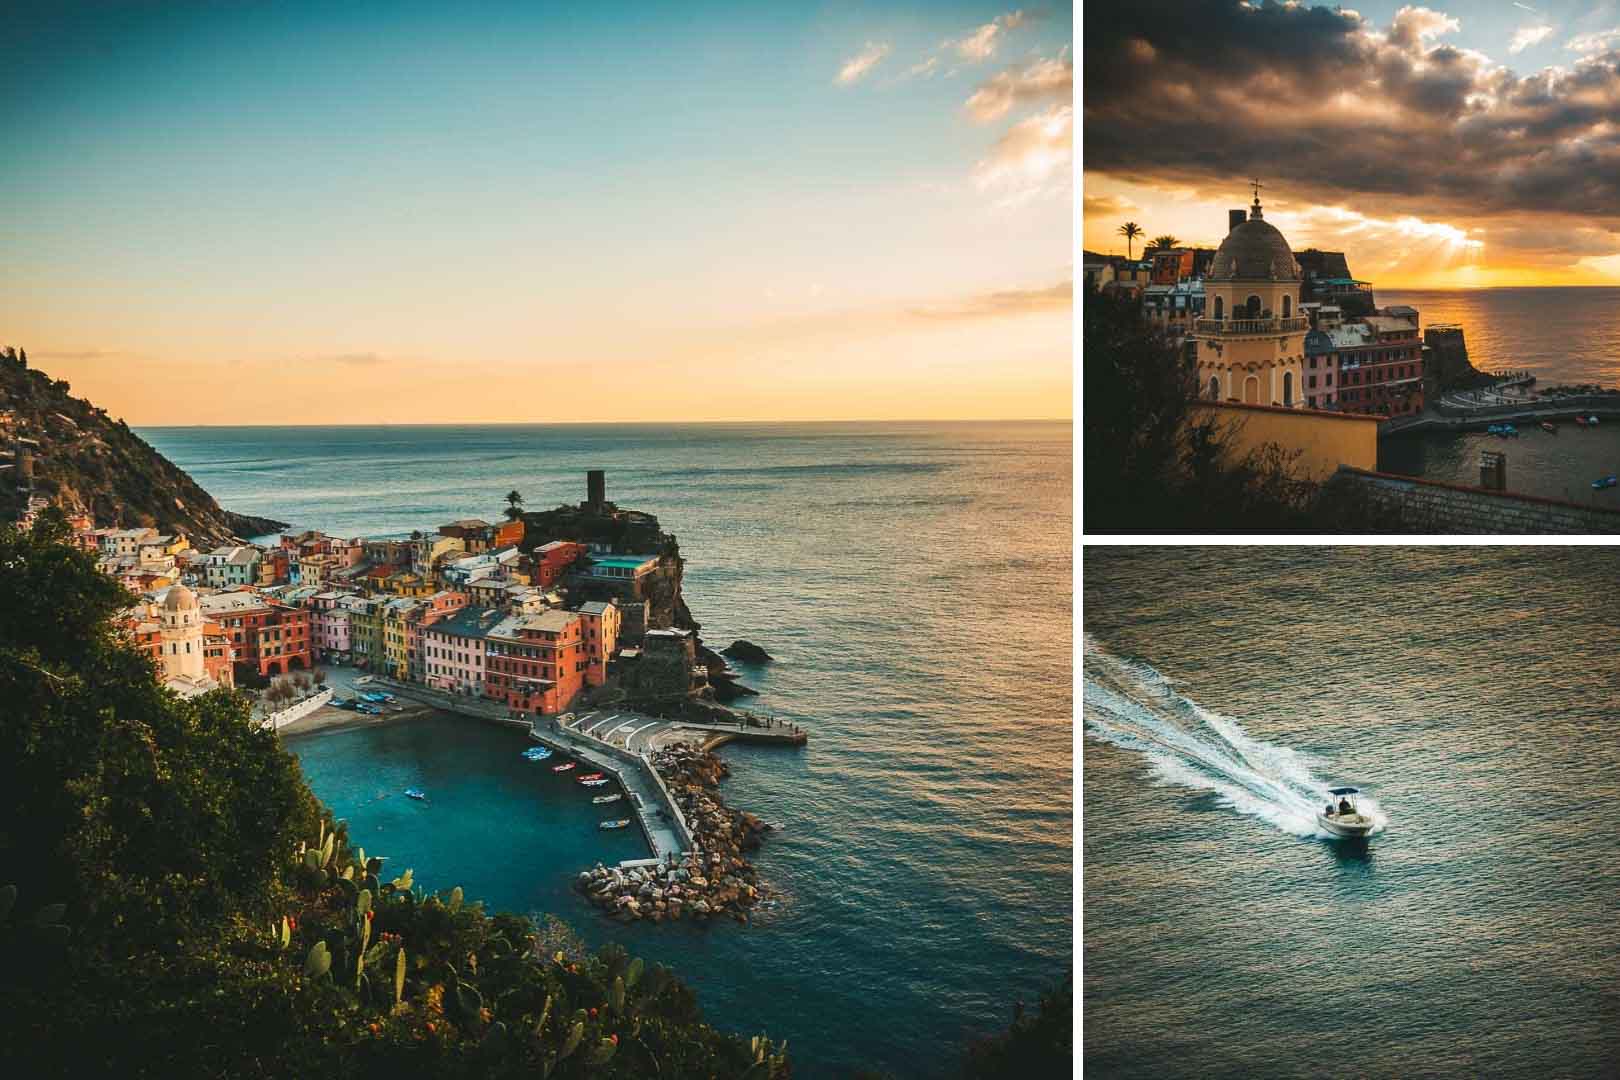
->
[599,819,631,830]
[578,772,605,782]
[551,762,575,773]
[1541,421,1557,433]
[1317,787,1375,838]
[580,778,610,787]
[404,788,427,801]
[521,745,553,761]
[1593,475,1618,490]
[592,793,623,804]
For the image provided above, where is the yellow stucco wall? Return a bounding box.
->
[1189,402,1380,482]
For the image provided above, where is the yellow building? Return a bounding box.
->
[381,598,418,680]
[1194,191,1308,409]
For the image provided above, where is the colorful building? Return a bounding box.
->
[1193,192,1308,409]
[198,590,312,678]
[485,609,586,717]
[574,600,621,687]
[422,605,503,696]
[533,540,586,588]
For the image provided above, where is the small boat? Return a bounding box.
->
[1541,421,1557,433]
[404,788,427,801]
[599,819,631,830]
[1576,415,1590,426]
[521,746,553,761]
[551,762,575,773]
[578,772,605,782]
[1591,415,1602,426]
[592,793,623,804]
[579,778,610,787]
[1593,475,1618,490]
[1317,787,1375,838]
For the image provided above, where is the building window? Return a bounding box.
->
[1283,371,1294,406]
[1207,376,1220,400]
[1213,296,1223,320]
[1283,295,1292,318]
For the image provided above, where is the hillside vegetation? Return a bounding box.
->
[0,348,284,543]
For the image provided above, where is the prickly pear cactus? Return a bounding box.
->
[394,947,406,1005]
[303,941,331,979]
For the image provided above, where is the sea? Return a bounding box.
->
[1375,287,1620,501]
[139,421,1076,1080]
[1083,547,1620,1078]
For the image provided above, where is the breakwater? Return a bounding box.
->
[1382,397,1620,436]
[575,746,772,925]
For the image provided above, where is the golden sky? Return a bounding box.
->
[0,4,1074,425]
[1083,2,1620,290]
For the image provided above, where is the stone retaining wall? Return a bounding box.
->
[1334,467,1620,534]
[261,687,333,732]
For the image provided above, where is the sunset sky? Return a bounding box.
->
[1084,1,1620,288]
[0,2,1072,425]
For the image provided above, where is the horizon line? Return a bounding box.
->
[131,416,1074,430]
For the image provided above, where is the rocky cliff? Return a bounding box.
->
[0,350,286,544]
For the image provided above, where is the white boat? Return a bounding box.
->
[1317,787,1375,838]
[592,793,623,804]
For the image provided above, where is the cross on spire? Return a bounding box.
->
[1250,177,1264,205]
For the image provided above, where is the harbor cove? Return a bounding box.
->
[140,420,1076,1078]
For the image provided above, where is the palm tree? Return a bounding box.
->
[1117,222,1142,259]
[504,489,524,522]
[1147,235,1180,253]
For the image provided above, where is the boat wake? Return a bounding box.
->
[1083,637,1386,839]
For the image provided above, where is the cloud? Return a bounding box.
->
[1082,0,1620,223]
[1567,28,1620,53]
[945,10,1032,63]
[1083,193,1138,219]
[965,55,1074,122]
[835,42,891,85]
[909,279,1073,321]
[905,56,941,79]
[309,352,388,366]
[974,104,1074,204]
[1509,24,1554,54]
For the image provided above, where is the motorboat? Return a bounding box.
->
[592,793,623,804]
[551,762,575,773]
[404,788,427,801]
[1541,421,1557,433]
[578,772,605,782]
[1591,415,1602,426]
[579,778,610,788]
[1594,475,1618,490]
[522,746,553,761]
[1576,415,1590,426]
[1317,788,1375,838]
[599,819,631,830]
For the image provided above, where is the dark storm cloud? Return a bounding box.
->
[1083,1,1620,223]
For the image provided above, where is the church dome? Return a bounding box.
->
[1209,207,1300,281]
[163,584,199,612]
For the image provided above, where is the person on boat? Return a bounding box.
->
[1325,802,1335,817]
[1338,798,1353,815]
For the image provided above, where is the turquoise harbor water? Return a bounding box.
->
[1083,548,1620,1078]
[141,421,1075,1079]
[1376,287,1620,501]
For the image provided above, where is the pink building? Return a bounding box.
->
[310,591,353,660]
[421,605,501,695]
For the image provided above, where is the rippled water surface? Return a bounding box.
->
[1376,288,1620,500]
[142,421,1075,1079]
[1083,547,1620,1078]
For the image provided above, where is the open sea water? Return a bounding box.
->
[140,421,1075,1079]
[1083,547,1620,1078]
[1376,287,1620,501]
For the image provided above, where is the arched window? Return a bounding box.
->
[1213,296,1224,319]
[1208,376,1220,400]
[1283,371,1294,406]
[1282,295,1292,318]
[1245,295,1262,318]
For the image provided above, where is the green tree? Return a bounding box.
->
[1116,221,1142,259]
[962,976,1072,1079]
[504,489,524,521]
[1146,234,1179,253]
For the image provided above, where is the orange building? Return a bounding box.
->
[533,540,586,588]
[484,610,586,716]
